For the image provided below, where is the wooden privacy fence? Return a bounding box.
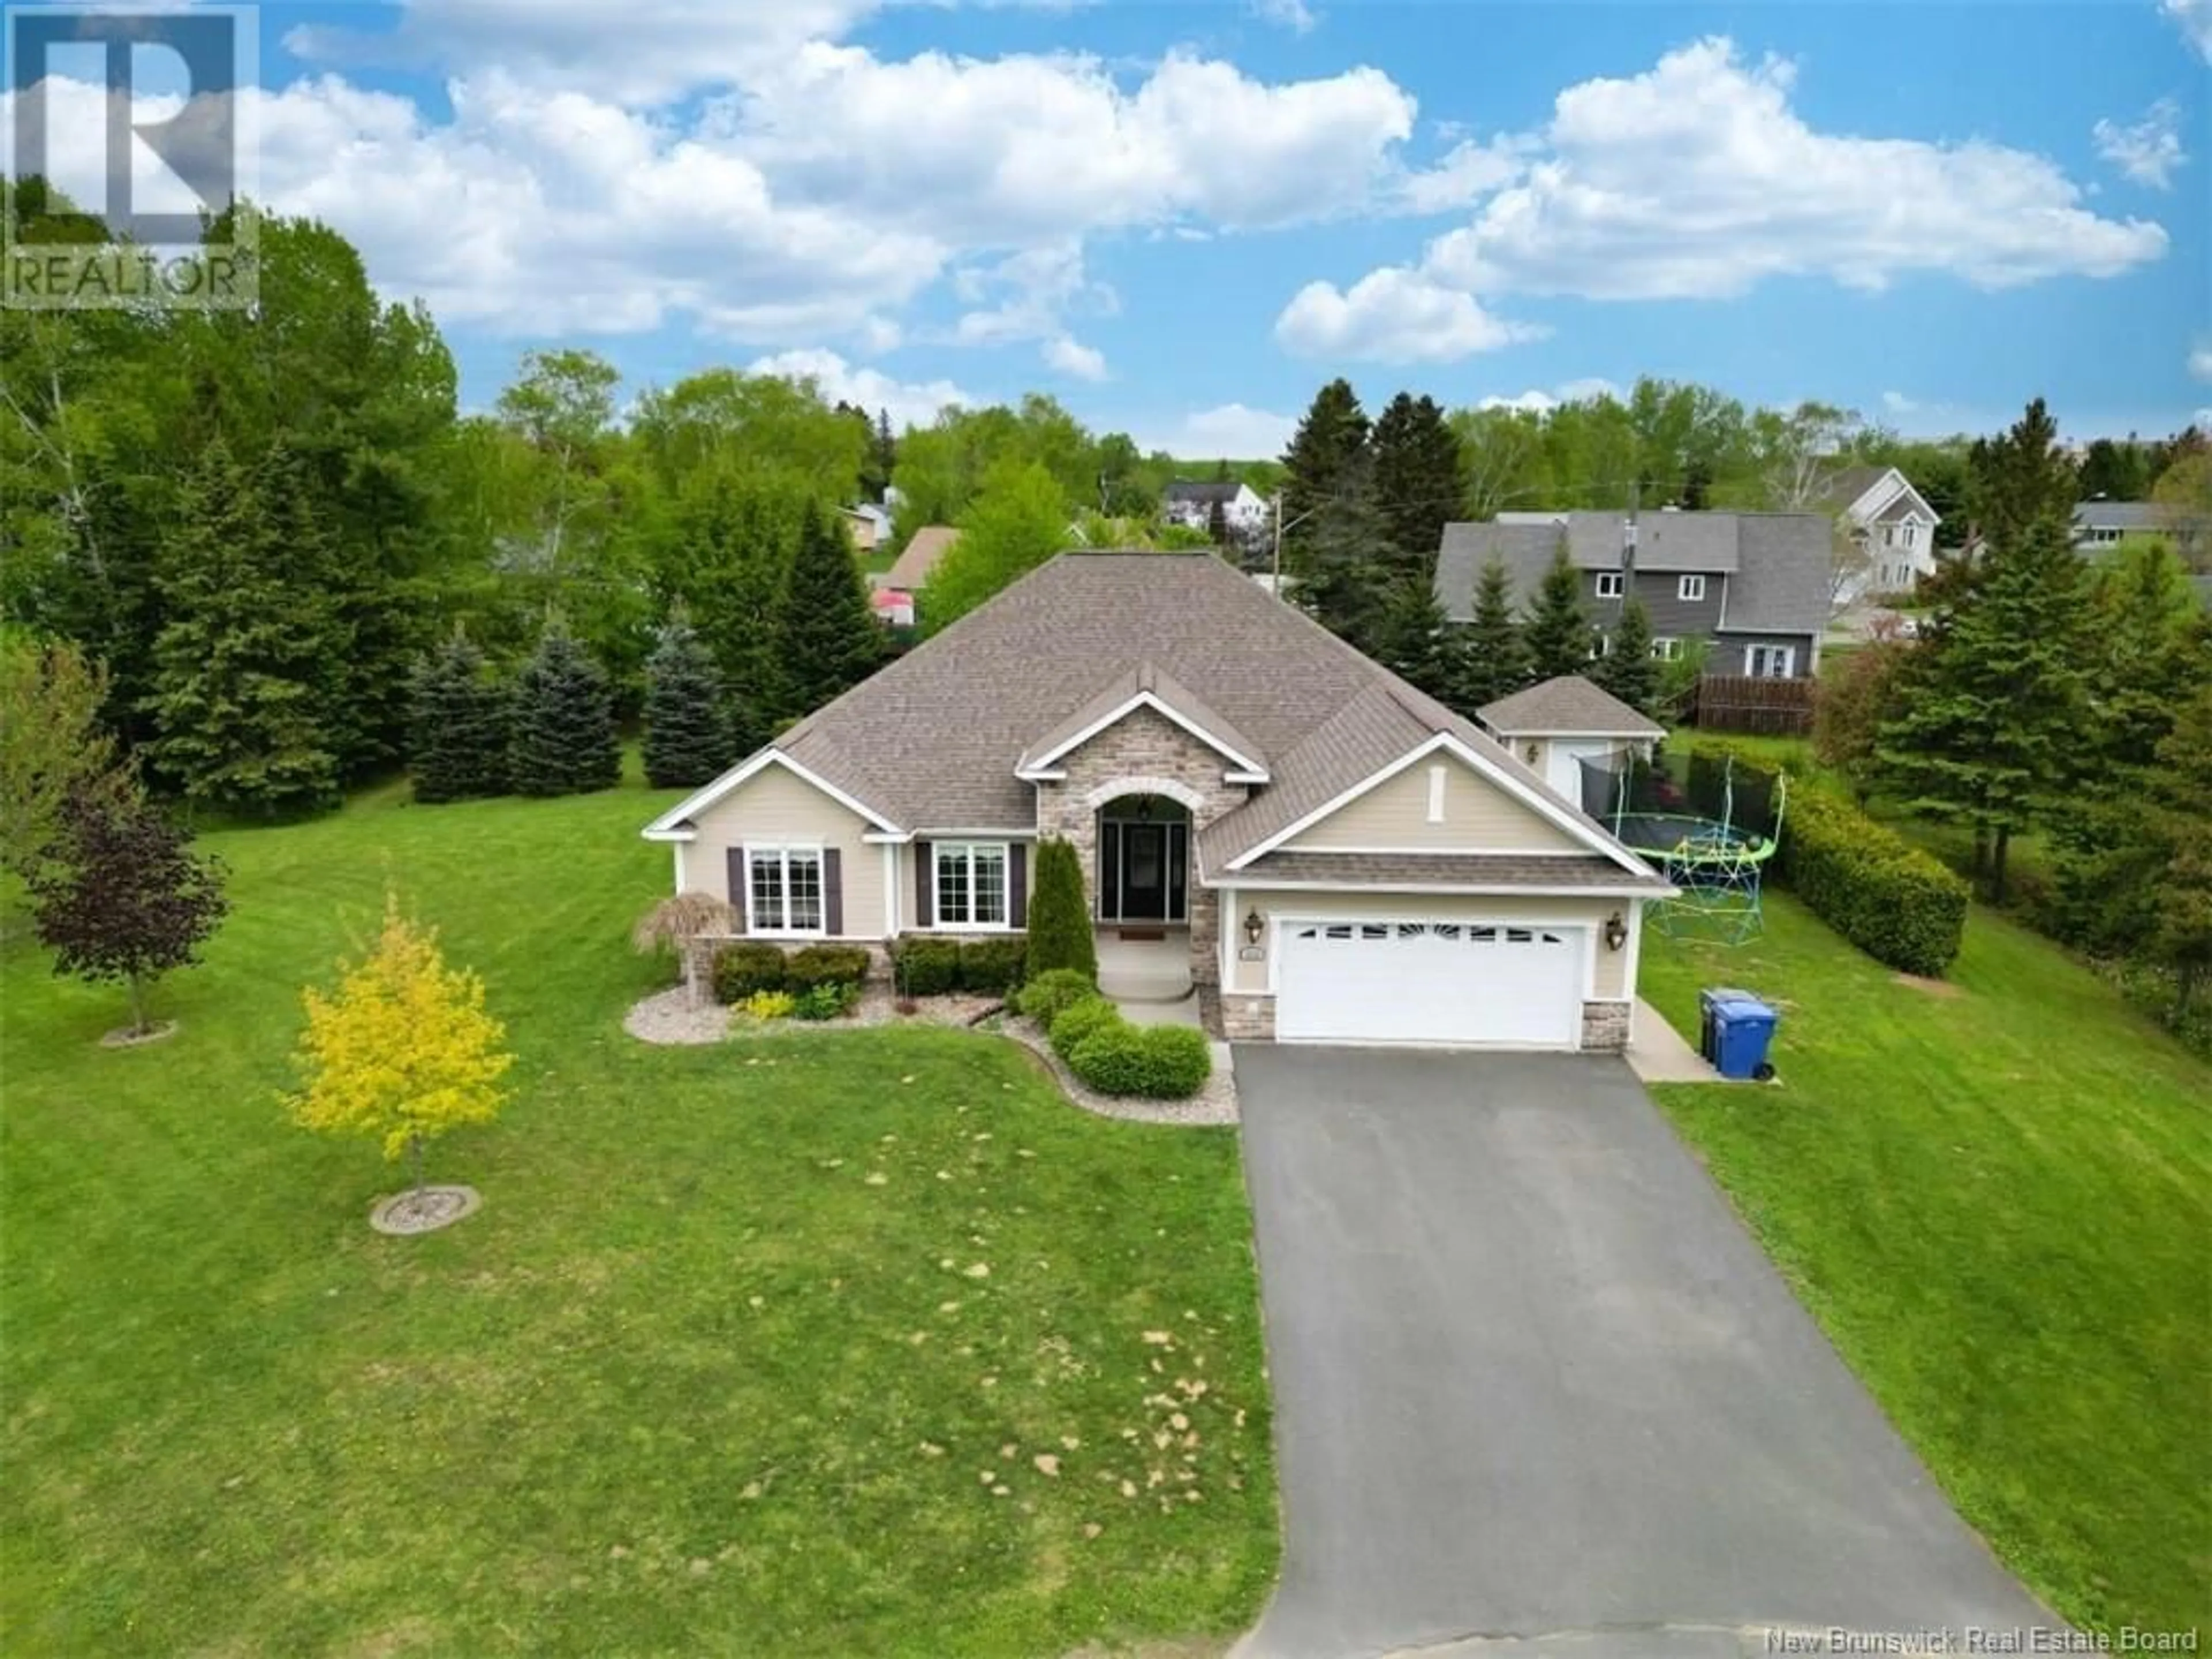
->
[1693,673,1816,736]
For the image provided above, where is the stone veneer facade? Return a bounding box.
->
[1032,704,1252,987]
[1580,1001,1631,1052]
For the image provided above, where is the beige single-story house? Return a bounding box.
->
[642,552,1673,1051]
[1478,676,1665,808]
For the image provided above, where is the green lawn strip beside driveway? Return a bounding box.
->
[1640,894,2211,1641]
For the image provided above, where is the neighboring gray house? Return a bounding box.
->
[2071,500,2163,551]
[1435,510,1832,680]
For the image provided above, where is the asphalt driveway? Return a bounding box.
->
[1232,1046,2053,1659]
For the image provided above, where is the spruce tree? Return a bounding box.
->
[1594,597,1661,718]
[1458,558,1533,710]
[1370,577,1464,709]
[509,622,620,797]
[1876,513,2090,900]
[1279,379,1373,575]
[409,629,511,803]
[143,438,342,816]
[642,614,738,787]
[1522,544,1595,682]
[1369,392,1462,577]
[777,502,885,715]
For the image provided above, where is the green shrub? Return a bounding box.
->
[738,988,796,1021]
[1014,968,1096,1028]
[790,982,860,1021]
[1132,1025,1211,1098]
[1065,1020,1212,1100]
[1780,788,1969,977]
[957,935,1027,996]
[1025,836,1097,981]
[889,936,960,996]
[785,942,872,991]
[1048,995,1120,1062]
[711,941,788,1002]
[1066,1022,1149,1095]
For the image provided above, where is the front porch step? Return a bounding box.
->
[1097,966,1196,1004]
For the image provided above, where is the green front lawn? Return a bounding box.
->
[1641,896,2211,1638]
[1,785,1277,1657]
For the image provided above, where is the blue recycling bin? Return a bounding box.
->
[1696,986,1757,1066]
[1707,994,1778,1081]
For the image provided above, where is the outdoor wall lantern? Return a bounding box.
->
[1243,907,1265,948]
[1603,911,1628,952]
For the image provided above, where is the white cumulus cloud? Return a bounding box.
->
[1475,378,1622,413]
[1043,335,1109,381]
[747,349,975,429]
[2190,343,2212,382]
[1279,36,2169,363]
[1276,267,1542,362]
[2162,0,2212,61]
[2094,99,2187,188]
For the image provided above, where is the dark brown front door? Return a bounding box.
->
[1122,824,1166,919]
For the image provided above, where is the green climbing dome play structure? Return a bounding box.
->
[1577,749,1787,944]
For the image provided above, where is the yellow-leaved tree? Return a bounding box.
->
[286,896,514,1195]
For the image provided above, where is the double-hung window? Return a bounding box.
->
[935,843,1009,928]
[1677,574,1706,601]
[749,847,824,934]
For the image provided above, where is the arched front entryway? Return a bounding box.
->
[1096,791,1191,925]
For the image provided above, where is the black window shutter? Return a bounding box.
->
[1008,843,1028,929]
[823,848,844,935]
[726,846,747,931]
[912,839,933,929]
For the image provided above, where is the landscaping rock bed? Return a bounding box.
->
[370,1184,481,1236]
[624,984,1005,1046]
[1001,1017,1238,1128]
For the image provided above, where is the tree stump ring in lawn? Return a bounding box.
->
[370,1184,482,1236]
[99,1021,179,1049]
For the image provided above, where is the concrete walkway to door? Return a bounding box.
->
[1231,1046,2054,1659]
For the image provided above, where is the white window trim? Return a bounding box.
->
[1677,574,1705,602]
[932,840,1014,931]
[1743,644,1797,679]
[1594,572,1624,599]
[745,845,828,938]
[1651,637,1681,660]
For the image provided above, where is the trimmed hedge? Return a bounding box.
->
[785,943,872,991]
[1014,968,1097,1029]
[1780,788,1968,977]
[957,935,1027,995]
[1048,995,1122,1062]
[889,934,1028,997]
[1043,993,1211,1100]
[889,936,961,996]
[711,942,787,1002]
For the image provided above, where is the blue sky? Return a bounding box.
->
[58,1,2212,448]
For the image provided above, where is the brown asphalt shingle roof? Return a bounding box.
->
[1017,660,1269,775]
[1478,675,1665,738]
[1232,851,1669,891]
[695,551,1646,878]
[877,525,961,591]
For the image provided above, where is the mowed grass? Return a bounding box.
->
[1,781,1277,1658]
[1640,895,2211,1638]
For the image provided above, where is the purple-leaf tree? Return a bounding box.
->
[26,786,230,1036]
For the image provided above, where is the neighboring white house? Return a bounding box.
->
[1821,466,1942,604]
[1162,480,1270,537]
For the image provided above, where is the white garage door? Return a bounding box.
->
[1277,919,1585,1049]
